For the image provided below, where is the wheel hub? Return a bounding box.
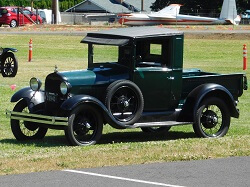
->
[117,96,130,111]
[75,119,92,135]
[201,110,218,129]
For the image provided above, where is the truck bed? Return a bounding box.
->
[182,69,245,100]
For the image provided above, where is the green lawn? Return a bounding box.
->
[0,33,249,175]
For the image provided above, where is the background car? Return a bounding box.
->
[0,6,42,27]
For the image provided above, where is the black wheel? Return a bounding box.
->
[141,126,171,133]
[1,52,18,77]
[11,99,48,140]
[10,19,17,27]
[65,104,103,146]
[193,97,230,138]
[105,80,144,127]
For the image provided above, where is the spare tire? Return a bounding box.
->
[105,80,144,127]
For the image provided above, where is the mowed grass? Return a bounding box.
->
[0,33,249,175]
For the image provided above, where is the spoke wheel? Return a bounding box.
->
[65,104,103,146]
[105,80,144,127]
[11,99,48,140]
[193,97,230,138]
[1,52,18,77]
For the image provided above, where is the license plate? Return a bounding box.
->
[46,92,58,102]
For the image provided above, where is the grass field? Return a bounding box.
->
[0,32,249,175]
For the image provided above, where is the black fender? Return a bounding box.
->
[60,95,126,129]
[180,83,239,122]
[11,87,45,111]
[2,48,18,53]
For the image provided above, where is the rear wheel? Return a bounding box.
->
[193,97,230,138]
[1,52,18,77]
[65,104,103,146]
[11,99,48,140]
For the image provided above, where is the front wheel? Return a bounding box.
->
[193,97,230,138]
[11,99,48,140]
[1,52,18,77]
[65,104,103,146]
[10,19,17,27]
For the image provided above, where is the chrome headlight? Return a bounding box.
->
[0,47,3,56]
[60,81,71,95]
[30,77,42,91]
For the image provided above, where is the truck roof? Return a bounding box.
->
[81,26,183,46]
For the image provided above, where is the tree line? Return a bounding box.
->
[151,0,249,15]
[0,0,248,13]
[0,0,83,11]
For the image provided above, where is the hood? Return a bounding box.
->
[45,66,129,95]
[58,66,129,86]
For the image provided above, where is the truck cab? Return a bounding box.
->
[7,27,247,146]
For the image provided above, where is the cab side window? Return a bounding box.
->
[136,39,170,68]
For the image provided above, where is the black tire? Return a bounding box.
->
[141,126,171,133]
[193,97,230,138]
[105,80,144,126]
[11,99,48,141]
[10,19,17,27]
[65,104,103,146]
[1,52,18,77]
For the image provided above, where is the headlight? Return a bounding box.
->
[30,77,42,91]
[0,47,3,55]
[60,81,71,95]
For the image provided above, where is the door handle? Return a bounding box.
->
[167,77,175,80]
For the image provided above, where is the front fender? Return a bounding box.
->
[11,87,45,110]
[180,84,239,121]
[60,95,107,112]
[60,95,125,129]
[3,48,18,53]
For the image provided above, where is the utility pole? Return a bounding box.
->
[141,0,144,11]
[52,0,58,24]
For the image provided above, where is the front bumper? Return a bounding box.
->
[6,110,68,126]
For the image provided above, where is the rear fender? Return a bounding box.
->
[180,84,239,122]
[11,87,45,111]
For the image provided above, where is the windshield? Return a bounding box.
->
[93,45,118,63]
[0,9,8,15]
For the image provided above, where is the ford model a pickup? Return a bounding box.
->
[6,27,247,146]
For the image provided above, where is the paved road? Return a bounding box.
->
[0,157,249,187]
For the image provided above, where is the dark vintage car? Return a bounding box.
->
[6,27,248,146]
[0,47,18,77]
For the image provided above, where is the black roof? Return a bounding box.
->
[81,26,183,46]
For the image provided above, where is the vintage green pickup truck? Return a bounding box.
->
[6,27,248,146]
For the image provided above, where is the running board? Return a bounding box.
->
[131,121,192,128]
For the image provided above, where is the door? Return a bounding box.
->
[134,67,173,111]
[133,39,174,111]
